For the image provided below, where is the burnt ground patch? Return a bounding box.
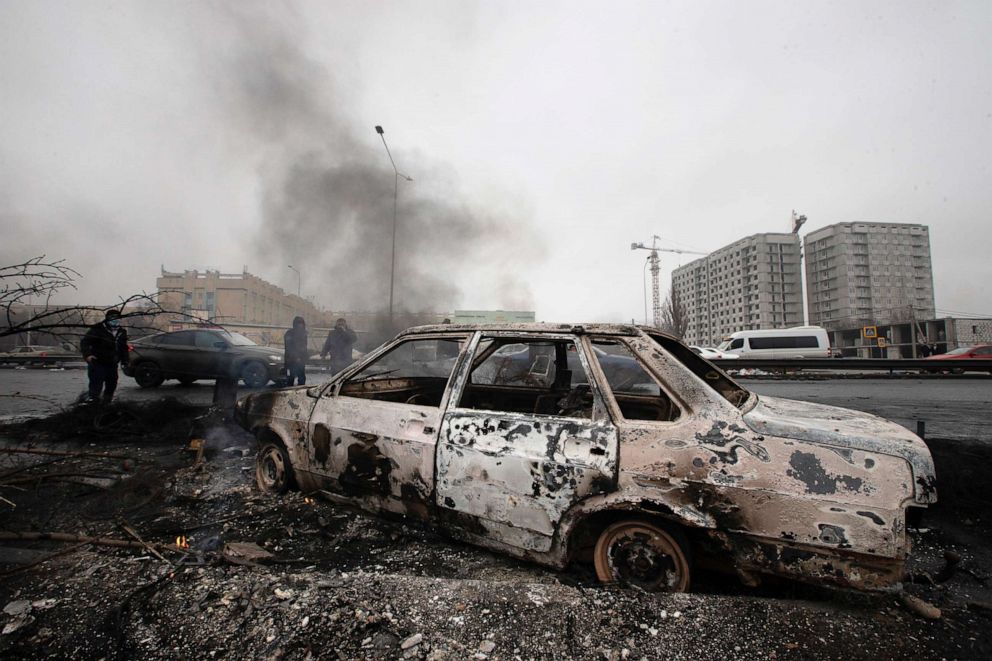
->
[0,404,990,659]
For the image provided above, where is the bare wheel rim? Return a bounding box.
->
[594,521,690,592]
[256,445,287,492]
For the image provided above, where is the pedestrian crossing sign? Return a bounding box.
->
[863,326,878,339]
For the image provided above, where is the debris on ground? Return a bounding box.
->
[0,400,990,659]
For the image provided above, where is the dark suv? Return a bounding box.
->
[123,329,285,388]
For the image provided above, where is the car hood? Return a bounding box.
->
[743,395,936,504]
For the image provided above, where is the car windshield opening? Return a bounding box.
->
[339,338,464,407]
[647,333,751,409]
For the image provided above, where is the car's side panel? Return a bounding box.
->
[436,410,618,551]
[305,396,440,520]
[434,333,619,553]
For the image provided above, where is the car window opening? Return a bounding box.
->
[460,338,594,418]
[589,338,680,422]
[647,333,751,409]
[339,338,464,407]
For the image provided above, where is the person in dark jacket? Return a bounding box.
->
[80,309,128,403]
[321,318,357,374]
[283,316,309,386]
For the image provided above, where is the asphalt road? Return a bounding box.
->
[1,367,989,441]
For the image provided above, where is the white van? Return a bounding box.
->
[717,326,830,359]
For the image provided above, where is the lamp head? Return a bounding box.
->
[375,125,384,135]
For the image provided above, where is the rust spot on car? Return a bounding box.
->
[817,524,851,548]
[312,424,331,467]
[694,421,770,464]
[341,437,393,496]
[856,511,886,526]
[786,450,864,495]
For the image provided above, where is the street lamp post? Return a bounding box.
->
[287,265,301,297]
[374,125,413,324]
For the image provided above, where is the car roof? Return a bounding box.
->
[399,322,675,340]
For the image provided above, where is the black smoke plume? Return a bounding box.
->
[198,4,543,337]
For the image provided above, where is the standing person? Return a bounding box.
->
[321,317,357,374]
[80,309,128,404]
[283,316,309,386]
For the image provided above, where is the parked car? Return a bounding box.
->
[717,326,830,359]
[123,328,285,388]
[0,345,64,359]
[235,323,936,592]
[923,344,992,374]
[690,346,739,360]
[0,345,77,364]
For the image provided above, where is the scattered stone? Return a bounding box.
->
[372,631,399,651]
[901,594,942,619]
[2,616,33,636]
[224,542,275,566]
[3,600,31,617]
[401,633,424,650]
[479,639,496,653]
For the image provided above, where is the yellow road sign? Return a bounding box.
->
[862,326,878,339]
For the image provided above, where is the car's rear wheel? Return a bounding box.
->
[256,440,292,493]
[593,519,691,592]
[241,361,269,388]
[133,362,164,388]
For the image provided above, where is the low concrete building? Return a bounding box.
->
[452,310,536,324]
[157,268,332,328]
[826,316,991,358]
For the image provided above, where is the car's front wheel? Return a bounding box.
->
[593,519,691,592]
[241,361,269,388]
[255,440,293,493]
[133,362,165,388]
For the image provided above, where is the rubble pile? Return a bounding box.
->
[0,402,990,659]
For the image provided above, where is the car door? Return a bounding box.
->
[304,334,467,520]
[435,333,619,553]
[193,330,228,376]
[154,330,200,377]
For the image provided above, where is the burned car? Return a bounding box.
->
[235,323,936,592]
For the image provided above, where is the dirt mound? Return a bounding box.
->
[0,398,209,447]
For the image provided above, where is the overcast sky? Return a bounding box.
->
[2,0,990,323]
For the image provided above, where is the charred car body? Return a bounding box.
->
[235,323,936,592]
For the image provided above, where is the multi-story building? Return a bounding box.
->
[156,268,332,328]
[452,310,536,324]
[804,222,935,330]
[672,233,803,346]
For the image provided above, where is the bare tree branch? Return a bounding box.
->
[661,285,689,339]
[1,256,191,346]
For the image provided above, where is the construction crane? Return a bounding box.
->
[630,236,708,327]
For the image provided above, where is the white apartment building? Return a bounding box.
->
[672,233,803,346]
[804,222,935,330]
